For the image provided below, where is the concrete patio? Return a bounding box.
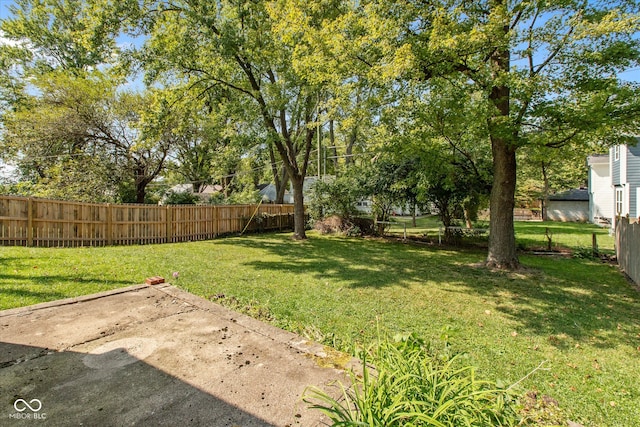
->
[0,283,352,426]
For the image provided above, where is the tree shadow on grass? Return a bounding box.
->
[0,274,134,310]
[217,234,639,351]
[216,235,469,289]
[514,221,613,250]
[0,286,70,305]
[441,256,640,350]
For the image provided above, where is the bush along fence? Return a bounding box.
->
[0,195,295,247]
[616,216,640,285]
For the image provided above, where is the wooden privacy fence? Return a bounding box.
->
[0,196,295,247]
[616,216,640,286]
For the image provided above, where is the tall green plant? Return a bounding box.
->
[304,333,518,426]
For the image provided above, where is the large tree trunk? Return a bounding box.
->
[135,180,147,204]
[290,175,307,239]
[485,12,519,269]
[268,145,286,203]
[487,137,518,268]
[541,161,549,221]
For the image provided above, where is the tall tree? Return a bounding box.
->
[122,0,340,238]
[0,0,132,200]
[363,0,640,268]
[375,77,493,232]
[2,72,174,203]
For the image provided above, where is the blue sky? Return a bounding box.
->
[0,0,13,20]
[2,0,640,81]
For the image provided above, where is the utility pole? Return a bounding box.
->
[317,103,321,182]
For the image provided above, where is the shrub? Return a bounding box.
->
[313,215,375,237]
[163,190,200,205]
[308,176,361,221]
[304,333,519,426]
[314,215,346,234]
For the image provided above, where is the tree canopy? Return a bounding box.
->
[2,0,640,267]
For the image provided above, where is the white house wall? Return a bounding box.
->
[547,201,589,222]
[589,162,614,222]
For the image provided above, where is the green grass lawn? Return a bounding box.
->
[387,216,615,252]
[0,223,637,426]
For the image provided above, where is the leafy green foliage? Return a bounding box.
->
[355,0,640,266]
[133,0,333,237]
[162,190,200,205]
[308,175,361,221]
[2,0,640,262]
[1,72,174,203]
[304,332,518,426]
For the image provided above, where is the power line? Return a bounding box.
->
[8,146,374,187]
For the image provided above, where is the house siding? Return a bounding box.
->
[627,143,640,218]
[612,146,622,185]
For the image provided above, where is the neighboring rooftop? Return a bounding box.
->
[547,188,589,201]
[170,184,223,194]
[587,154,609,165]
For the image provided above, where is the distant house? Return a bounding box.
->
[164,184,223,204]
[257,183,293,204]
[545,188,589,222]
[169,184,223,195]
[587,138,640,228]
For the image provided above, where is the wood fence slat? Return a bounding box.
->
[0,195,295,248]
[27,197,34,247]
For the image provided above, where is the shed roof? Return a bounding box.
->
[587,154,609,166]
[547,188,589,201]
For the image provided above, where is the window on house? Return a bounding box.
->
[614,145,620,161]
[616,188,624,215]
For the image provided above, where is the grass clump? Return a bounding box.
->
[305,332,519,427]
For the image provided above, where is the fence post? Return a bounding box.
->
[213,206,218,237]
[27,197,34,247]
[166,205,172,243]
[106,204,113,246]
